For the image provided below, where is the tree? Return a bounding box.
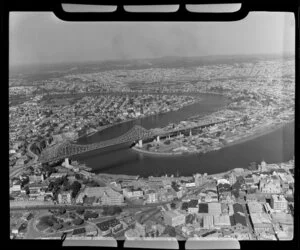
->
[24,186,30,195]
[62,177,70,191]
[21,178,29,186]
[59,208,66,215]
[76,207,85,215]
[164,226,176,237]
[46,218,54,227]
[73,218,84,226]
[102,206,122,216]
[164,140,171,145]
[53,223,63,230]
[70,181,81,198]
[170,203,176,209]
[86,180,99,187]
[91,212,98,218]
[69,212,76,219]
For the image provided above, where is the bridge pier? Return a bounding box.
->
[64,158,70,168]
[137,139,143,148]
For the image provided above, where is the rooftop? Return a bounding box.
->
[271,194,287,202]
[198,203,209,213]
[250,213,271,225]
[164,210,184,218]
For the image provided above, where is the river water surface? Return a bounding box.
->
[74,94,294,177]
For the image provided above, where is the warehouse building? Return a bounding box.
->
[163,210,185,227]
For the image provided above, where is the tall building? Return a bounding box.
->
[271,195,288,211]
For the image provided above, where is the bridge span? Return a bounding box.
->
[39,119,230,163]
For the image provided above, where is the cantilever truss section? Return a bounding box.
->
[39,125,154,163]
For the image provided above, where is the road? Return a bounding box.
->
[11,182,211,211]
[10,200,172,211]
[14,181,213,240]
[11,181,212,215]
[10,142,38,179]
[10,104,72,179]
[139,208,161,224]
[241,203,257,240]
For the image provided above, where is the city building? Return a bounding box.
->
[28,174,44,183]
[198,203,209,214]
[123,187,144,199]
[228,173,237,185]
[193,173,208,186]
[213,215,231,228]
[49,173,67,179]
[145,190,158,203]
[124,229,140,239]
[259,177,282,194]
[101,188,124,206]
[250,213,273,234]
[203,215,214,229]
[208,202,222,215]
[72,227,86,237]
[58,191,72,204]
[247,202,264,213]
[271,194,288,211]
[188,200,199,214]
[77,187,124,205]
[163,210,185,227]
[135,222,146,237]
[10,184,21,193]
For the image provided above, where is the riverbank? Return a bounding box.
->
[131,120,293,158]
[221,120,293,149]
[76,99,203,142]
[131,146,184,156]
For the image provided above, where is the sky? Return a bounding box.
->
[9,11,295,66]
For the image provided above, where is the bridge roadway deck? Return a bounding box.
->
[40,119,231,163]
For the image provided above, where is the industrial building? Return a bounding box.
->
[163,210,185,227]
[250,213,273,233]
[213,215,231,228]
[208,202,222,215]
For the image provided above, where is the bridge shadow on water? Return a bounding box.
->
[72,142,142,173]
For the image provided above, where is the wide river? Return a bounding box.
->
[74,94,294,177]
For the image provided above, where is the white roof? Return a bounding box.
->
[214,215,230,225]
[271,195,287,202]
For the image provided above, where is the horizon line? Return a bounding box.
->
[10,52,295,69]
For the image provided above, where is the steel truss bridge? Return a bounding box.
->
[39,119,231,163]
